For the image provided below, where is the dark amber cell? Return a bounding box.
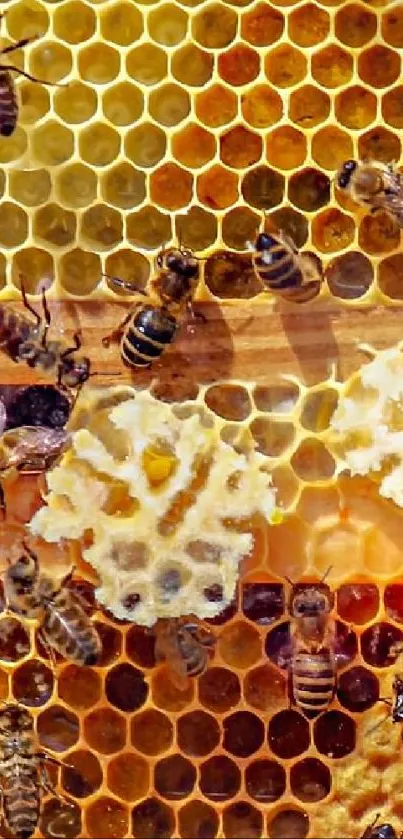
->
[223,711,264,758]
[338,666,379,713]
[12,660,53,706]
[131,709,173,756]
[0,617,29,662]
[266,126,306,170]
[62,750,102,798]
[250,418,295,457]
[199,667,241,713]
[58,664,101,710]
[335,86,377,129]
[196,84,237,128]
[127,44,167,85]
[54,0,95,42]
[38,705,79,753]
[178,800,218,839]
[126,207,171,251]
[312,44,353,88]
[152,669,194,712]
[359,46,400,88]
[300,389,339,433]
[254,382,300,413]
[218,44,260,86]
[107,753,150,802]
[40,798,81,839]
[172,123,216,169]
[385,584,403,623]
[361,622,403,668]
[269,207,308,249]
[60,248,100,296]
[382,7,403,47]
[242,583,284,625]
[312,209,355,254]
[242,3,283,45]
[268,809,309,839]
[219,621,261,668]
[242,166,284,210]
[197,165,239,210]
[177,710,220,756]
[220,126,262,169]
[326,252,373,299]
[314,710,356,758]
[84,708,126,755]
[149,84,190,128]
[33,203,75,247]
[337,584,379,624]
[288,168,330,213]
[359,212,400,256]
[246,759,286,802]
[132,797,175,839]
[241,85,283,129]
[265,45,307,88]
[244,663,287,712]
[155,754,196,800]
[95,622,122,667]
[101,1,143,45]
[86,797,128,839]
[200,755,241,801]
[105,663,148,712]
[205,384,252,421]
[151,162,193,211]
[268,710,310,759]
[126,123,167,168]
[204,249,261,298]
[379,253,403,300]
[126,625,155,668]
[359,127,401,164]
[289,4,329,46]
[172,43,214,86]
[382,87,403,129]
[289,84,330,128]
[291,439,335,482]
[335,3,376,46]
[223,802,262,839]
[221,207,259,251]
[192,3,237,47]
[81,204,123,248]
[290,758,331,803]
[312,126,353,171]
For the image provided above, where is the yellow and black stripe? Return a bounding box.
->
[292,649,335,716]
[121,304,177,368]
[0,71,17,137]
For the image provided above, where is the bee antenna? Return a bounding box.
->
[320,565,333,585]
[366,710,391,736]
[283,575,294,586]
[88,371,122,378]
[21,541,38,563]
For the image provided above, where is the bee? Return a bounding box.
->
[153,617,216,690]
[0,702,67,839]
[4,544,102,666]
[360,814,403,839]
[102,245,203,368]
[251,226,323,304]
[0,425,70,516]
[336,159,403,227]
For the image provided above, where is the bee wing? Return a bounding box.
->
[385,193,403,228]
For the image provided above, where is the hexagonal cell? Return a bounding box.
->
[131,709,173,756]
[335,4,377,46]
[62,749,102,799]
[242,583,284,625]
[79,122,120,167]
[102,82,143,127]
[270,208,309,250]
[218,44,260,86]
[242,166,284,210]
[359,127,401,164]
[54,81,97,125]
[38,705,79,752]
[6,0,49,40]
[265,45,307,88]
[249,417,295,458]
[196,84,237,128]
[337,584,379,624]
[0,617,30,662]
[268,809,310,839]
[242,4,283,46]
[326,252,374,300]
[200,755,241,801]
[359,46,400,89]
[338,666,379,713]
[30,41,72,82]
[107,753,150,802]
[290,758,331,803]
[312,44,353,88]
[205,384,251,421]
[312,209,355,254]
[178,801,218,839]
[56,163,97,210]
[148,4,187,46]
[177,710,220,756]
[192,3,237,48]
[0,126,27,165]
[245,758,286,802]
[172,123,216,169]
[382,86,403,129]
[313,710,356,758]
[155,754,196,800]
[222,207,259,251]
[30,120,74,167]
[300,389,339,433]
[223,802,262,839]
[127,43,167,85]
[204,249,260,298]
[172,43,214,86]
[288,168,330,213]
[266,126,307,171]
[378,254,403,300]
[197,165,238,210]
[101,2,143,45]
[126,625,155,669]
[151,162,193,211]
[254,382,300,414]
[199,667,241,713]
[289,84,330,128]
[291,438,335,482]
[86,797,128,839]
[241,85,283,129]
[40,799,81,839]
[312,126,353,171]
[58,664,101,710]
[149,83,190,129]
[359,211,401,256]
[218,621,261,669]
[220,125,262,169]
[106,662,148,712]
[268,710,310,759]
[384,584,403,623]
[361,622,403,668]
[12,659,53,706]
[102,164,146,212]
[59,248,101,296]
[53,0,96,43]
[152,668,194,712]
[270,464,300,511]
[19,81,49,124]
[124,209,169,253]
[289,4,329,46]
[12,248,54,294]
[33,203,76,247]
[223,711,264,758]
[125,123,167,170]
[132,798,175,839]
[84,707,126,755]
[382,7,403,47]
[335,86,377,129]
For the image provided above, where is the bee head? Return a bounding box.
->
[255,231,277,252]
[60,355,91,388]
[0,703,33,732]
[6,552,37,589]
[157,248,199,280]
[370,826,397,839]
[337,159,358,189]
[290,584,332,618]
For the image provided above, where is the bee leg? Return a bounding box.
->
[39,762,73,804]
[0,36,37,57]
[0,62,66,88]
[40,289,51,350]
[186,301,207,324]
[61,330,82,358]
[37,628,58,672]
[0,481,6,520]
[20,281,41,328]
[102,312,133,348]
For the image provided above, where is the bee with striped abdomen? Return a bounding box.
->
[337,159,403,228]
[251,225,323,303]
[153,617,216,690]
[102,246,202,368]
[360,814,403,839]
[4,544,102,666]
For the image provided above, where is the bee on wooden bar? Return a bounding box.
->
[0,425,70,516]
[251,223,323,303]
[4,544,102,666]
[337,159,403,227]
[153,617,216,690]
[102,245,204,368]
[360,814,403,839]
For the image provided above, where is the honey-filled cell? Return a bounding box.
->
[241,3,284,46]
[288,4,329,47]
[192,4,237,48]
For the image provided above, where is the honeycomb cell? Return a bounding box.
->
[126,625,155,669]
[265,45,307,88]
[0,127,27,165]
[107,753,150,802]
[102,82,143,127]
[20,82,50,124]
[291,439,335,481]
[0,202,27,249]
[59,249,101,296]
[312,209,355,254]
[38,705,79,752]
[382,7,403,47]
[223,710,264,757]
[241,3,283,46]
[30,41,72,83]
[338,666,379,712]
[131,798,175,839]
[104,252,150,297]
[359,127,401,164]
[125,209,169,253]
[359,212,400,256]
[149,85,190,130]
[197,165,239,210]
[361,622,403,668]
[196,84,237,128]
[105,662,148,712]
[266,126,306,171]
[53,1,96,43]
[131,709,173,756]
[151,163,193,211]
[382,86,403,129]
[271,464,301,511]
[79,42,120,85]
[155,754,196,800]
[300,389,339,433]
[175,205,217,251]
[290,758,331,803]
[102,165,146,212]
[219,621,261,670]
[126,123,167,169]
[268,710,310,759]
[54,81,97,125]
[178,801,218,839]
[289,4,329,46]
[177,710,220,756]
[199,667,241,713]
[0,617,29,661]
[335,86,377,129]
[6,0,49,39]
[56,163,97,209]
[84,708,126,755]
[220,125,262,169]
[172,123,216,168]
[205,384,251,421]
[58,664,101,710]
[311,126,353,171]
[242,166,284,210]
[241,85,283,129]
[34,203,76,247]
[379,254,403,300]
[268,809,309,839]
[359,46,400,89]
[335,4,377,47]
[289,84,330,128]
[218,44,260,86]
[172,44,214,87]
[222,208,258,252]
[62,750,102,798]
[86,797,128,839]
[337,584,379,624]
[192,4,237,48]
[40,799,81,839]
[12,248,54,294]
[270,207,309,249]
[12,660,53,706]
[242,583,284,626]
[204,249,260,298]
[326,252,373,299]
[254,382,300,414]
[313,710,356,758]
[101,2,143,45]
[246,759,286,803]
[127,43,167,85]
[385,584,403,623]
[312,45,353,88]
[79,122,120,167]
[288,168,330,213]
[200,755,241,801]
[152,668,194,712]
[250,418,295,458]
[223,802,262,839]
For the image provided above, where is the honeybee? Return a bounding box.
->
[251,226,323,303]
[0,425,70,516]
[102,245,203,368]
[153,617,216,690]
[0,703,67,839]
[360,815,403,839]
[337,159,403,227]
[4,544,102,666]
